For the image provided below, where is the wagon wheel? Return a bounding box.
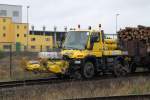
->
[113,60,129,77]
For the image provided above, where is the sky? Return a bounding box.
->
[0,0,150,33]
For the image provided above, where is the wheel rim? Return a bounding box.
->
[83,62,95,78]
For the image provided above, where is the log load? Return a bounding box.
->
[118,25,150,43]
[117,25,150,57]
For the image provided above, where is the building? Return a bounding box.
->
[0,4,67,52]
[0,17,28,52]
[0,4,22,23]
[14,23,28,51]
[29,30,66,52]
[28,31,53,52]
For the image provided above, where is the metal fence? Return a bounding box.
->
[0,43,58,82]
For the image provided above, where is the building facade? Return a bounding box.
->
[0,17,66,52]
[0,4,67,52]
[29,31,53,52]
[0,4,22,23]
[0,17,28,52]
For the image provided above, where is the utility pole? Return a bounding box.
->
[27,6,30,51]
[54,26,57,48]
[116,14,120,34]
[9,44,12,78]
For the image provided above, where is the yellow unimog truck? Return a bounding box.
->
[25,25,129,79]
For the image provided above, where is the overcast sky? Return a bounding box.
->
[0,0,150,33]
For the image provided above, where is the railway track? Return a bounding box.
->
[0,78,64,88]
[75,94,150,100]
[0,71,150,89]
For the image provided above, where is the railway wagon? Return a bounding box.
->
[119,40,150,72]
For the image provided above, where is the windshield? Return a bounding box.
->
[63,31,89,50]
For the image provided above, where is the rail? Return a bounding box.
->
[0,78,63,88]
[0,71,150,89]
[75,94,150,100]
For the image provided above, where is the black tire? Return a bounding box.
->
[82,62,95,79]
[113,59,130,77]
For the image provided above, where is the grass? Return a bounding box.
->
[0,76,150,100]
[0,52,52,82]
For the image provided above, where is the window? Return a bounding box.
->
[31,38,36,41]
[17,25,19,29]
[31,46,36,49]
[3,33,6,37]
[91,32,100,42]
[24,34,27,37]
[3,26,6,30]
[45,38,50,41]
[3,18,6,22]
[13,11,19,17]
[17,34,19,37]
[24,26,27,29]
[0,10,7,16]
[3,45,11,49]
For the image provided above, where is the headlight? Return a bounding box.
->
[74,60,81,64]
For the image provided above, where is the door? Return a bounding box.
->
[90,32,103,57]
[16,42,21,52]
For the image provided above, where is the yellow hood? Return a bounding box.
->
[61,50,91,59]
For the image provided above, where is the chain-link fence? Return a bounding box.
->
[0,43,58,82]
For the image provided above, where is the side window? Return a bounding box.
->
[31,38,36,41]
[13,11,19,17]
[91,32,100,42]
[0,10,7,16]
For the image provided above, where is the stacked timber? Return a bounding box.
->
[118,25,150,43]
[117,25,150,57]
